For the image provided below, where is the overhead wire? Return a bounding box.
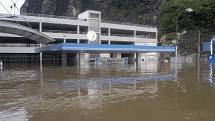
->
[9,0,32,29]
[0,0,20,24]
[0,1,12,15]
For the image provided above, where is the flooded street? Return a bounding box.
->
[0,57,215,121]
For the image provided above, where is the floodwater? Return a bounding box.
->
[0,57,215,121]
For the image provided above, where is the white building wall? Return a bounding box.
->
[0,10,158,50]
[44,32,88,40]
[0,47,37,53]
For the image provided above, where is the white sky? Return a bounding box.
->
[0,0,25,15]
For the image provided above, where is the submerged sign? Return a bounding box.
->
[94,57,128,64]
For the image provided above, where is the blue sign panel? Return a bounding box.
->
[203,42,211,51]
[212,35,215,42]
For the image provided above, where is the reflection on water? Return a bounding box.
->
[1,56,215,121]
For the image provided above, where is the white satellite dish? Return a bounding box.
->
[87,31,97,41]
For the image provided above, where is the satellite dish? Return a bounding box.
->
[87,31,97,41]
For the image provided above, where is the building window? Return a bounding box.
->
[90,13,99,19]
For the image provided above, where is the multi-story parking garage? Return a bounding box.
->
[0,10,171,66]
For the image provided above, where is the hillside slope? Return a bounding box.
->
[21,0,161,25]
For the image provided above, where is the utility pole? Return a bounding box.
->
[175,15,179,56]
[197,29,201,62]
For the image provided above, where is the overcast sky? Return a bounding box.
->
[0,0,25,14]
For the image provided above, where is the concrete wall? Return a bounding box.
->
[44,32,88,40]
[0,47,37,53]
[0,11,158,54]
[0,13,157,35]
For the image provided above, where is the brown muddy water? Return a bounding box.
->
[0,57,215,121]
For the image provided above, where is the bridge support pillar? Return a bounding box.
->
[136,52,142,71]
[62,52,67,66]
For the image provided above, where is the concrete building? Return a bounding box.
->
[0,10,161,65]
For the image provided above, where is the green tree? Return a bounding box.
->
[159,0,215,54]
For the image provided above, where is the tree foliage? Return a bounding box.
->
[159,0,215,54]
[159,0,215,34]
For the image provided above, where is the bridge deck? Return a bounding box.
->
[38,43,176,53]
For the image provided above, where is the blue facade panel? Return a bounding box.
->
[38,43,176,53]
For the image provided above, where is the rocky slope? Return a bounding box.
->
[21,0,161,25]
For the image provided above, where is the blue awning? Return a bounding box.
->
[37,43,176,53]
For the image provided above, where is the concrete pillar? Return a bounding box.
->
[134,30,137,38]
[136,52,142,71]
[63,36,66,43]
[76,53,90,74]
[108,40,111,45]
[108,28,111,36]
[62,52,67,66]
[156,32,158,41]
[39,43,43,72]
[77,25,80,44]
[117,53,121,58]
[39,22,43,71]
[108,28,111,43]
[39,22,42,32]
[76,53,90,66]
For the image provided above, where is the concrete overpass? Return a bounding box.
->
[0,20,55,44]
